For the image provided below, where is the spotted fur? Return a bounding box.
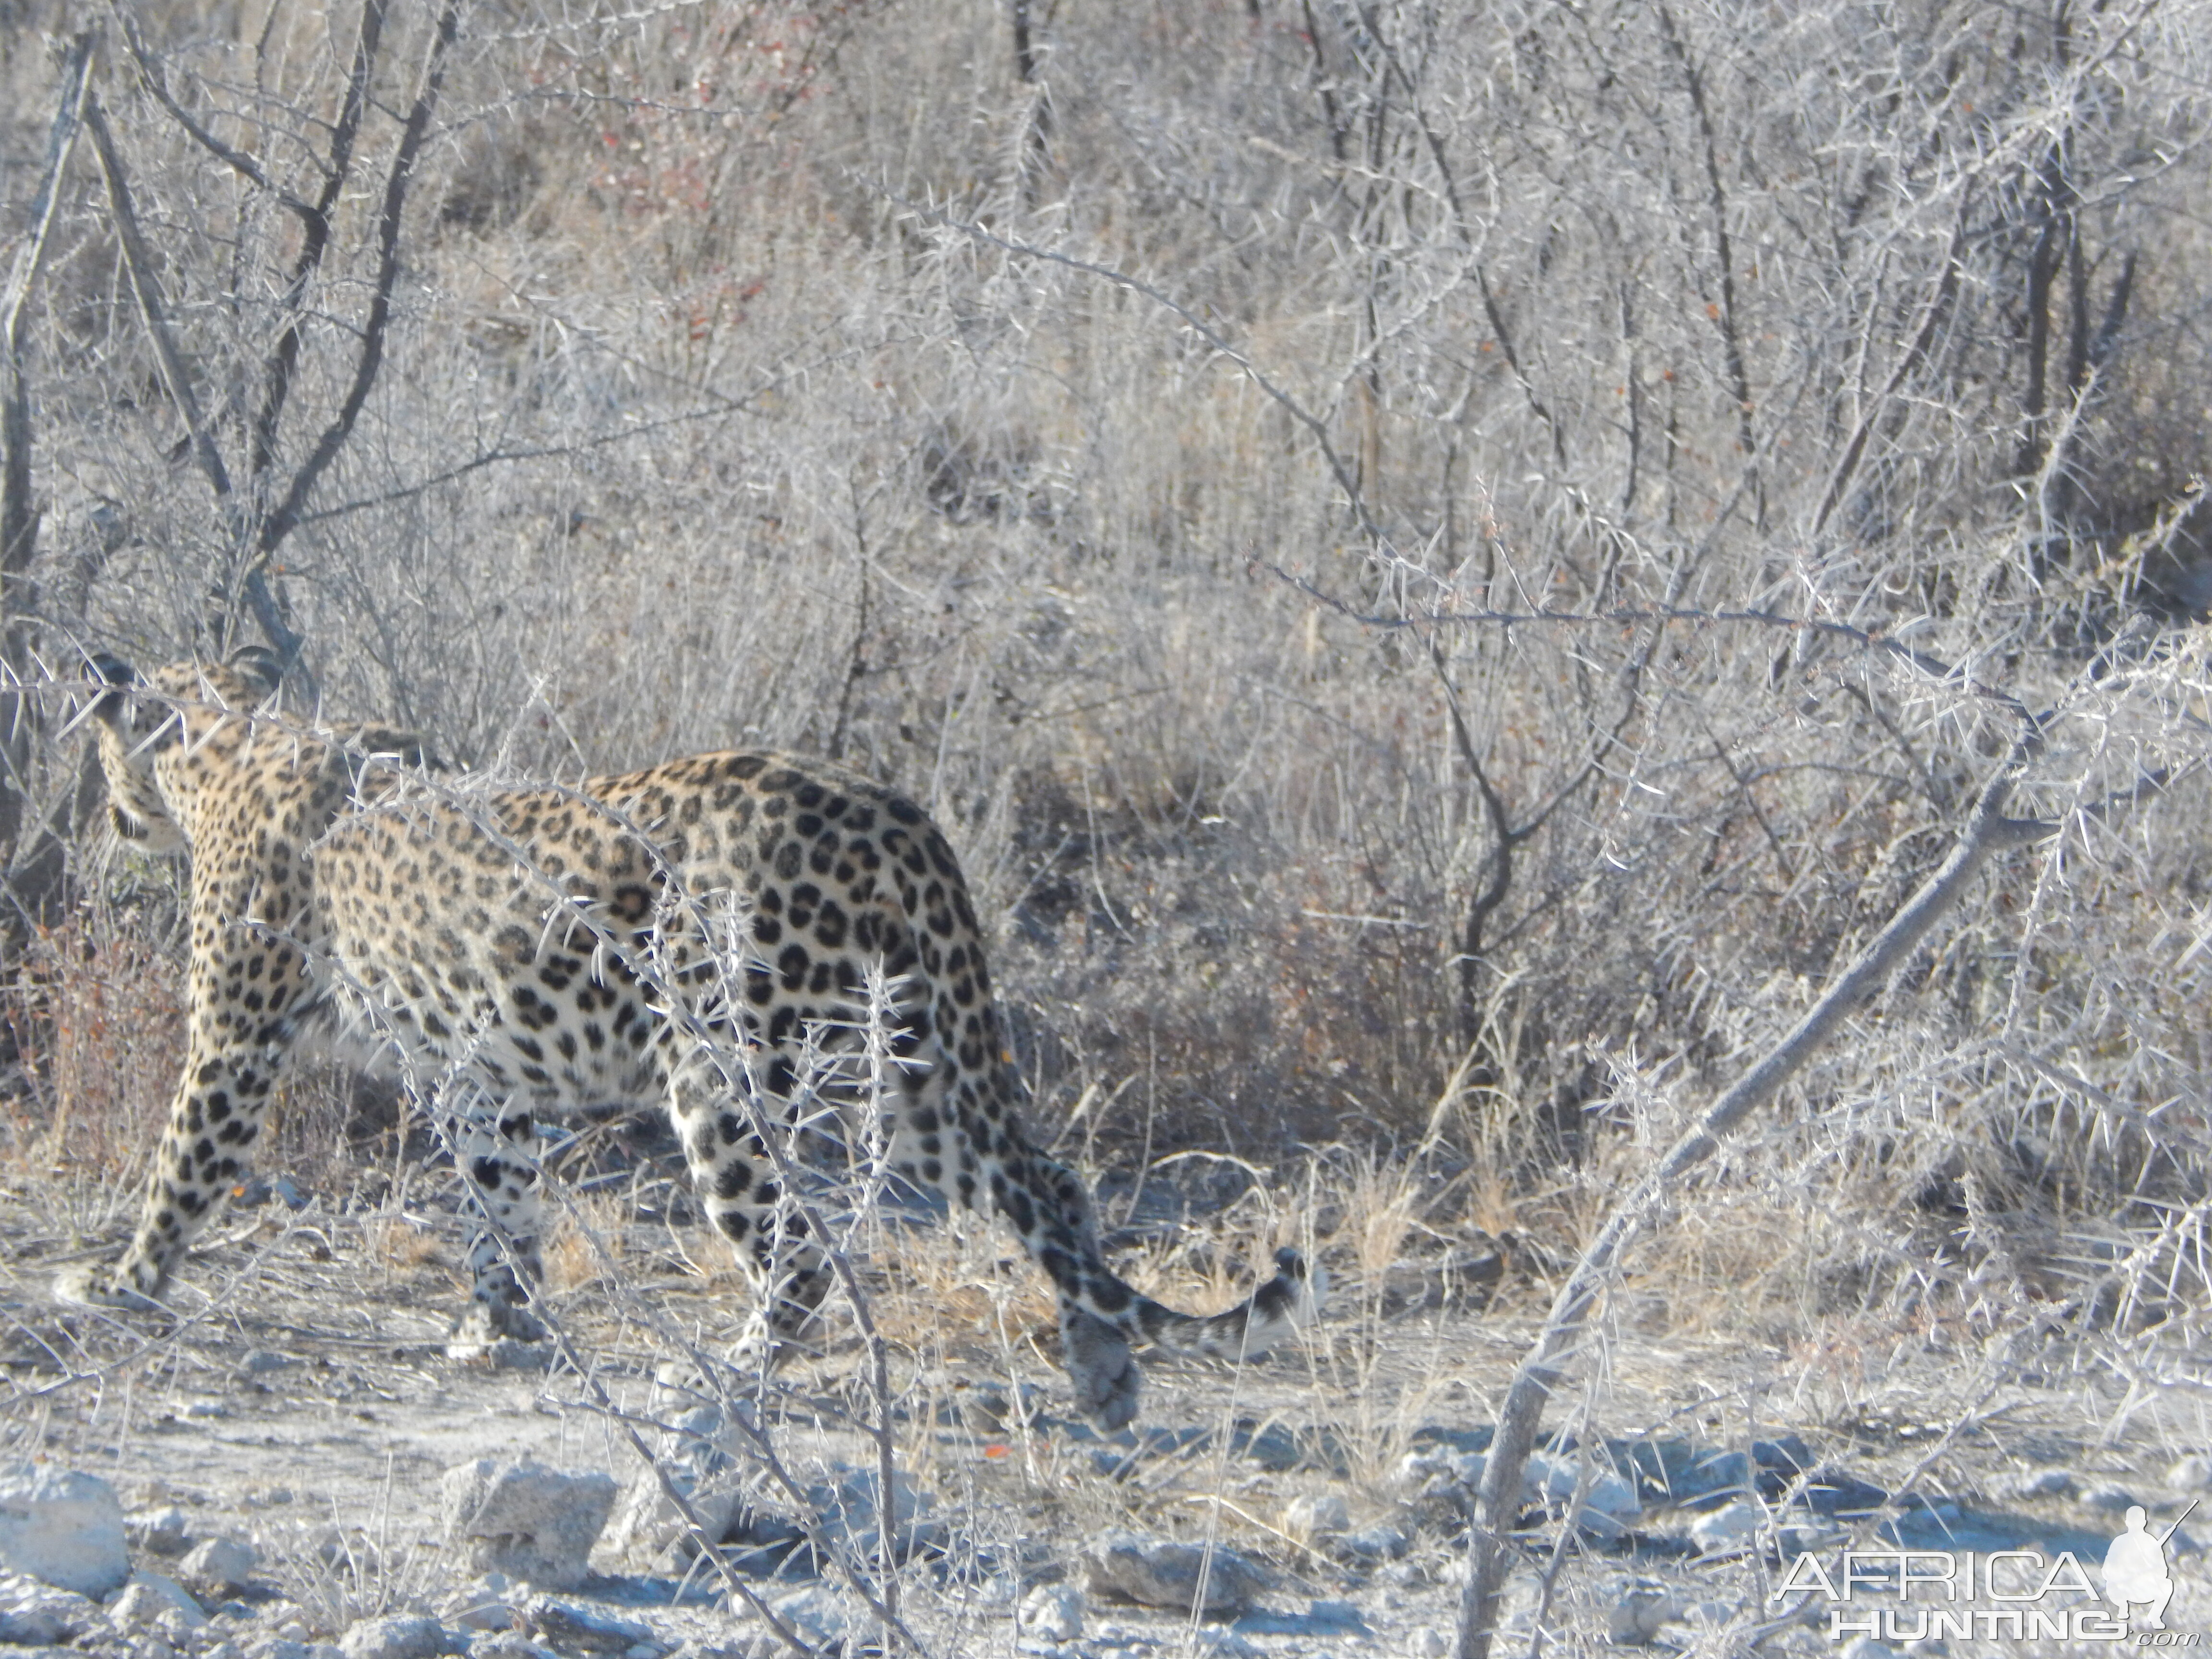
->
[58,652,1320,1428]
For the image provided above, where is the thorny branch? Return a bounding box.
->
[254,0,460,575]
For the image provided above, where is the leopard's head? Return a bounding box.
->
[89,647,283,856]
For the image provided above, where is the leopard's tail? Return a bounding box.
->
[1116,1246,1327,1361]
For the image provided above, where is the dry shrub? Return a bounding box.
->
[0,910,186,1199]
[544,1190,632,1294]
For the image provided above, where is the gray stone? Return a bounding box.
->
[1018,1583,1084,1642]
[109,1571,206,1630]
[660,1639,763,1659]
[462,1637,555,1659]
[1336,1523,1409,1563]
[1083,1531,1269,1617]
[766,1586,849,1648]
[1280,1492,1349,1540]
[0,1466,128,1596]
[1228,1599,1373,1638]
[1605,1578,1675,1643]
[2083,1483,2138,1512]
[127,1506,196,1557]
[1396,1447,1637,1533]
[240,1349,294,1377]
[599,1409,746,1571]
[439,1461,616,1591]
[601,1471,747,1572]
[337,1613,447,1659]
[436,1575,516,1634]
[1526,1451,1642,1536]
[804,1466,939,1563]
[1691,1500,1763,1555]
[0,1569,96,1645]
[1998,1468,2074,1500]
[178,1538,259,1596]
[517,1599,650,1654]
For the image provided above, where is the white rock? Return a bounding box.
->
[0,1464,129,1596]
[1018,1583,1084,1642]
[179,1537,260,1595]
[768,1584,850,1647]
[1999,1467,2074,1500]
[1691,1500,1764,1555]
[109,1570,207,1630]
[597,1407,743,1570]
[602,1469,749,1571]
[1393,1451,1447,1490]
[1408,1630,1452,1658]
[1281,1491,1350,1540]
[2168,1454,2212,1492]
[0,1569,96,1644]
[337,1612,447,1659]
[1607,1579,1675,1642]
[439,1459,616,1591]
[436,1575,517,1633]
[806,1465,939,1563]
[1527,1451,1641,1535]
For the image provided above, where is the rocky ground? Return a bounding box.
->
[3,1165,2209,1658]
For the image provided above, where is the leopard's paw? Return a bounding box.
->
[445,1298,546,1361]
[53,1262,166,1315]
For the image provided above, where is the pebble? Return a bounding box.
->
[1018,1583,1084,1642]
[337,1612,448,1659]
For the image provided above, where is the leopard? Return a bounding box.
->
[56,648,1320,1429]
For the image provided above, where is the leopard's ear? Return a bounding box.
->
[87,653,138,728]
[227,644,283,699]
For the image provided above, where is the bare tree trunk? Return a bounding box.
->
[0,33,96,919]
[1453,743,2086,1659]
[1010,0,1052,204]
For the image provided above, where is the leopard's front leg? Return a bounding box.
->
[446,1089,549,1349]
[56,1039,281,1311]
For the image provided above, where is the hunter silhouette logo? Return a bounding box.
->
[2104,1502,2193,1631]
